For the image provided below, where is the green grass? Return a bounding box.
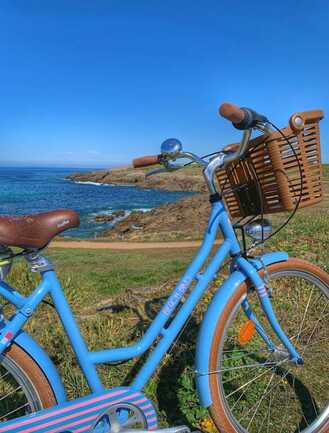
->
[48,248,195,298]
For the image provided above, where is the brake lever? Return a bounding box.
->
[255,121,273,135]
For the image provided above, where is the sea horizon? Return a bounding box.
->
[0,163,115,170]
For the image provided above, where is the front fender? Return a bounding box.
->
[14,331,67,404]
[195,251,289,407]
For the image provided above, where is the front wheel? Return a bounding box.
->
[208,258,329,433]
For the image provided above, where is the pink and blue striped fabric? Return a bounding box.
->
[0,387,157,433]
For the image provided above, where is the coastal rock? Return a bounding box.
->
[68,170,110,184]
[100,195,210,241]
[66,166,206,193]
[94,210,126,223]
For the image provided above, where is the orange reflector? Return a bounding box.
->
[238,320,256,345]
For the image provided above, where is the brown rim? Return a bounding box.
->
[4,343,57,410]
[208,258,329,433]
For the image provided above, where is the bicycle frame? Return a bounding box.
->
[0,196,302,403]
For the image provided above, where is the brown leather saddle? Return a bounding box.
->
[0,209,80,249]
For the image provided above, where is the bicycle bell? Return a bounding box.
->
[244,218,273,241]
[161,138,183,159]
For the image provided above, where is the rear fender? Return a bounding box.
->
[195,251,289,407]
[14,330,67,404]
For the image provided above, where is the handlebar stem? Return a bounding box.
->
[203,129,252,194]
[222,129,252,166]
[203,153,226,195]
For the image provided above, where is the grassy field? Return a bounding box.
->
[2,166,329,431]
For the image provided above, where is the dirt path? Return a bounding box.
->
[50,239,218,250]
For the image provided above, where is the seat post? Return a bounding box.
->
[25,251,55,273]
[0,246,13,281]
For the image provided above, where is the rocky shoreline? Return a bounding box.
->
[66,164,329,241]
[67,166,209,241]
[100,195,209,241]
[66,166,206,193]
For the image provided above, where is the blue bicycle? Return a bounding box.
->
[0,102,328,433]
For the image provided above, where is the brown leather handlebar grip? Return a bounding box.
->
[219,102,246,124]
[132,155,161,168]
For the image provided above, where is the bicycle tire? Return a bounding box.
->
[208,258,329,433]
[0,342,57,422]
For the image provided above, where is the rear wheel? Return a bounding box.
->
[0,343,57,422]
[208,259,329,433]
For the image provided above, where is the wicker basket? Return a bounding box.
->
[216,110,324,218]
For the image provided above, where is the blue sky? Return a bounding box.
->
[1,0,329,167]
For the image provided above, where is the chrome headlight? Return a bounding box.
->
[244,218,272,241]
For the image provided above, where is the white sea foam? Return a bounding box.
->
[72,180,113,186]
[90,209,113,217]
[132,208,152,213]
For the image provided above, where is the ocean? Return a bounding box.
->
[0,167,190,238]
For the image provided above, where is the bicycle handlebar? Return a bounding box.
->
[132,103,271,190]
[132,155,161,168]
